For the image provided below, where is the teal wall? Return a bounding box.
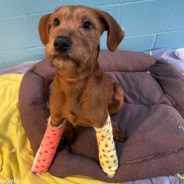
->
[0,0,184,68]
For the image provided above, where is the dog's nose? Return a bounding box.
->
[54,36,72,52]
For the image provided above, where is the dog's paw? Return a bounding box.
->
[112,125,126,142]
[63,123,76,146]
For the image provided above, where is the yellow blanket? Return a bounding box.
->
[0,74,120,184]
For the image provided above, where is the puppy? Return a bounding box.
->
[39,5,126,143]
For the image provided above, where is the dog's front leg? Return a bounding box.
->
[49,82,66,126]
[31,116,65,175]
[92,113,119,178]
[31,85,66,175]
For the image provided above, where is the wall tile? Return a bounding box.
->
[75,0,121,7]
[28,14,44,47]
[0,0,76,17]
[120,34,155,51]
[120,0,184,36]
[100,31,154,51]
[154,30,184,50]
[99,5,121,23]
[0,16,36,51]
[0,47,44,68]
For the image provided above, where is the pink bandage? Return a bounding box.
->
[31,117,65,175]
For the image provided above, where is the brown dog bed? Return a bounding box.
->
[19,51,184,182]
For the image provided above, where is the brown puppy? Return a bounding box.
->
[39,5,125,142]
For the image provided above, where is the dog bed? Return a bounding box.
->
[18,51,184,182]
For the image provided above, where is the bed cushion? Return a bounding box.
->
[19,51,184,182]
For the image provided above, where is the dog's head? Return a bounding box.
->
[38,5,124,70]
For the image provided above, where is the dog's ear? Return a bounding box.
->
[95,9,124,51]
[38,14,51,45]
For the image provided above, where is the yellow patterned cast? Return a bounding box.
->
[95,115,118,178]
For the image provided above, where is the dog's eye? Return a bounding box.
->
[82,21,91,29]
[53,18,60,26]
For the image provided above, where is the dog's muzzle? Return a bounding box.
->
[54,36,72,52]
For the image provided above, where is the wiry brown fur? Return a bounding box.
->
[39,5,126,142]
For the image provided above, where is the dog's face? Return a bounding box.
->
[38,6,124,70]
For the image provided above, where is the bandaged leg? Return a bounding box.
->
[31,117,65,175]
[94,114,118,178]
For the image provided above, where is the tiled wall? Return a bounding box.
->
[0,0,184,68]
